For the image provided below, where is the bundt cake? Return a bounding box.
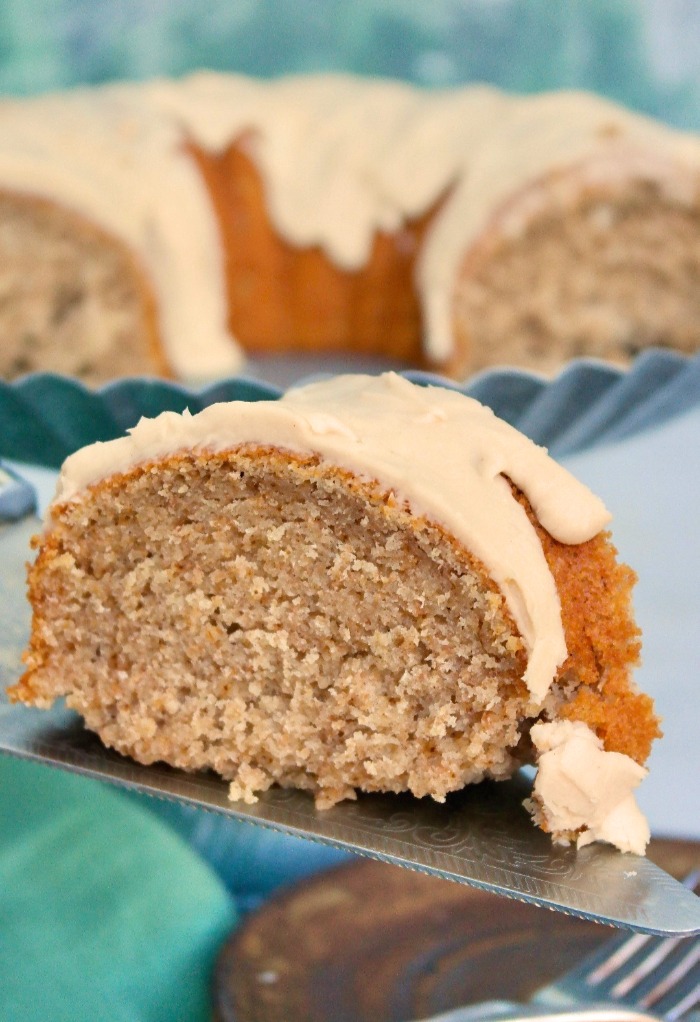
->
[10,373,661,853]
[1,74,700,385]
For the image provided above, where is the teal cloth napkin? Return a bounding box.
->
[140,797,351,910]
[0,757,238,1022]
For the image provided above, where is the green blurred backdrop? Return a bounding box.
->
[1,0,699,129]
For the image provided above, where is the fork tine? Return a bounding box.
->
[664,982,699,1021]
[641,944,699,1019]
[585,934,657,987]
[610,938,687,997]
[581,935,698,1014]
[552,871,700,1019]
[612,872,700,1018]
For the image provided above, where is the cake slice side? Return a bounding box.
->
[12,445,658,816]
[14,447,539,808]
[10,373,662,851]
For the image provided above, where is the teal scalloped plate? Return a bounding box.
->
[0,373,278,469]
[1,348,699,470]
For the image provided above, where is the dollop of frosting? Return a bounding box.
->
[530,720,650,855]
[51,373,611,703]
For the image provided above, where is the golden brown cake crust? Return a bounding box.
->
[520,490,661,763]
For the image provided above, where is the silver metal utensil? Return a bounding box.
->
[411,1006,668,1022]
[1,508,699,938]
[413,876,700,1022]
[531,874,700,1019]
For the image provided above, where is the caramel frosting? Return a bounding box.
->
[530,721,650,855]
[2,74,699,375]
[51,373,611,702]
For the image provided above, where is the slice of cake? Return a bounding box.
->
[9,373,660,852]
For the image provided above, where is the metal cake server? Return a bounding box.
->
[1,504,699,938]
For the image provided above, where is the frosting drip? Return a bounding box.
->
[1,75,699,375]
[51,373,611,703]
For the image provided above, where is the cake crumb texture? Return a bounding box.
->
[12,444,659,808]
[455,180,700,374]
[0,192,167,384]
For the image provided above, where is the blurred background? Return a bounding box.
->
[1,0,700,130]
[2,5,699,1020]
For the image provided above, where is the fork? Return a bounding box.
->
[414,872,700,1022]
